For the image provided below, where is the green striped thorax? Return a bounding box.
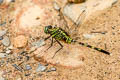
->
[44,25,73,43]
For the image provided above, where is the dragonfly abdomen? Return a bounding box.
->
[78,42,110,55]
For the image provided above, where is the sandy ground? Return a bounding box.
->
[0,0,120,80]
[55,1,120,80]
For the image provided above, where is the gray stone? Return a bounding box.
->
[12,64,22,72]
[17,56,23,61]
[0,22,6,26]
[0,53,8,58]
[0,0,3,4]
[0,36,3,40]
[0,30,7,37]
[32,39,45,48]
[63,0,118,24]
[25,65,32,70]
[0,60,5,66]
[36,63,46,72]
[2,36,10,47]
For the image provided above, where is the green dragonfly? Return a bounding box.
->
[44,25,110,58]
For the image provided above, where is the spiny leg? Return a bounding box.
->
[44,35,57,50]
[44,35,53,53]
[44,37,56,52]
[44,35,51,41]
[52,39,63,58]
[46,37,54,51]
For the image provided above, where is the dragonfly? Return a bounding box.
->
[44,25,110,58]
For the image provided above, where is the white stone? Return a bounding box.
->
[6,50,11,54]
[83,34,95,39]
[53,2,61,11]
[0,53,8,58]
[2,36,10,47]
[0,71,4,80]
[63,0,118,24]
[16,78,22,80]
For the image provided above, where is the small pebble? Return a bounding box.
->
[50,67,56,71]
[32,39,45,48]
[0,60,5,64]
[0,30,7,37]
[17,56,23,61]
[5,50,11,54]
[47,67,56,72]
[12,64,22,72]
[83,34,95,39]
[13,35,28,48]
[53,2,61,11]
[25,65,32,70]
[0,53,8,58]
[6,58,14,63]
[36,63,46,72]
[45,64,48,66]
[46,70,51,72]
[18,51,26,55]
[25,56,30,61]
[101,32,106,34]
[0,36,3,40]
[2,36,10,47]
[0,60,5,66]
[25,73,31,76]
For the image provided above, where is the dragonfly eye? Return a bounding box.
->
[44,25,52,34]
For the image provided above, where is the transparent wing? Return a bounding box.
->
[58,8,86,38]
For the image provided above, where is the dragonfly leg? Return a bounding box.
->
[44,35,51,41]
[52,39,63,58]
[46,37,54,51]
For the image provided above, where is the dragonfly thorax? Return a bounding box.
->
[44,25,73,43]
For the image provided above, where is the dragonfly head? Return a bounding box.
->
[44,25,52,34]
